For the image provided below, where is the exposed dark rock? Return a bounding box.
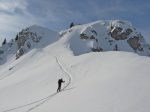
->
[16,30,41,49]
[95,39,98,42]
[91,47,103,52]
[125,28,133,35]
[138,47,143,51]
[16,47,24,59]
[110,27,133,40]
[90,35,96,40]
[108,40,114,45]
[91,30,97,36]
[119,32,128,40]
[26,41,31,48]
[80,33,89,40]
[127,36,140,50]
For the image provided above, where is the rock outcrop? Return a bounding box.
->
[62,20,150,56]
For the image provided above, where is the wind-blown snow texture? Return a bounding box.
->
[0,20,150,112]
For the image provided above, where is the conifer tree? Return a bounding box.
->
[2,38,6,46]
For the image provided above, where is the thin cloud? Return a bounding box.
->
[0,0,28,13]
[0,0,46,39]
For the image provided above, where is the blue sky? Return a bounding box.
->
[0,0,150,43]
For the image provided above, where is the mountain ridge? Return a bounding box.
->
[0,20,150,65]
[60,20,150,56]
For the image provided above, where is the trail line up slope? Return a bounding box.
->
[55,57,72,90]
[2,57,72,112]
[26,57,72,112]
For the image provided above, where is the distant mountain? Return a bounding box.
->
[60,20,150,56]
[0,20,150,65]
[0,25,59,64]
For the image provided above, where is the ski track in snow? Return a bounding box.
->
[2,57,72,112]
[25,57,72,112]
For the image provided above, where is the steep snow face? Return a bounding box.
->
[60,20,150,56]
[0,25,59,63]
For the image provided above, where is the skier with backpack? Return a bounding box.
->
[57,78,65,92]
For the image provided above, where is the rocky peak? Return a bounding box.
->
[62,20,150,56]
[15,26,42,59]
[0,25,59,63]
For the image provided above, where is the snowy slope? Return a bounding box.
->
[0,20,150,112]
[0,36,150,112]
[34,52,150,112]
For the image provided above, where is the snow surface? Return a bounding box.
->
[0,21,150,112]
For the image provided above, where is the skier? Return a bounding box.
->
[57,78,65,92]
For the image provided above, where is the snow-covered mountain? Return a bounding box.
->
[0,20,150,65]
[0,20,150,112]
[0,25,59,64]
[60,20,150,56]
